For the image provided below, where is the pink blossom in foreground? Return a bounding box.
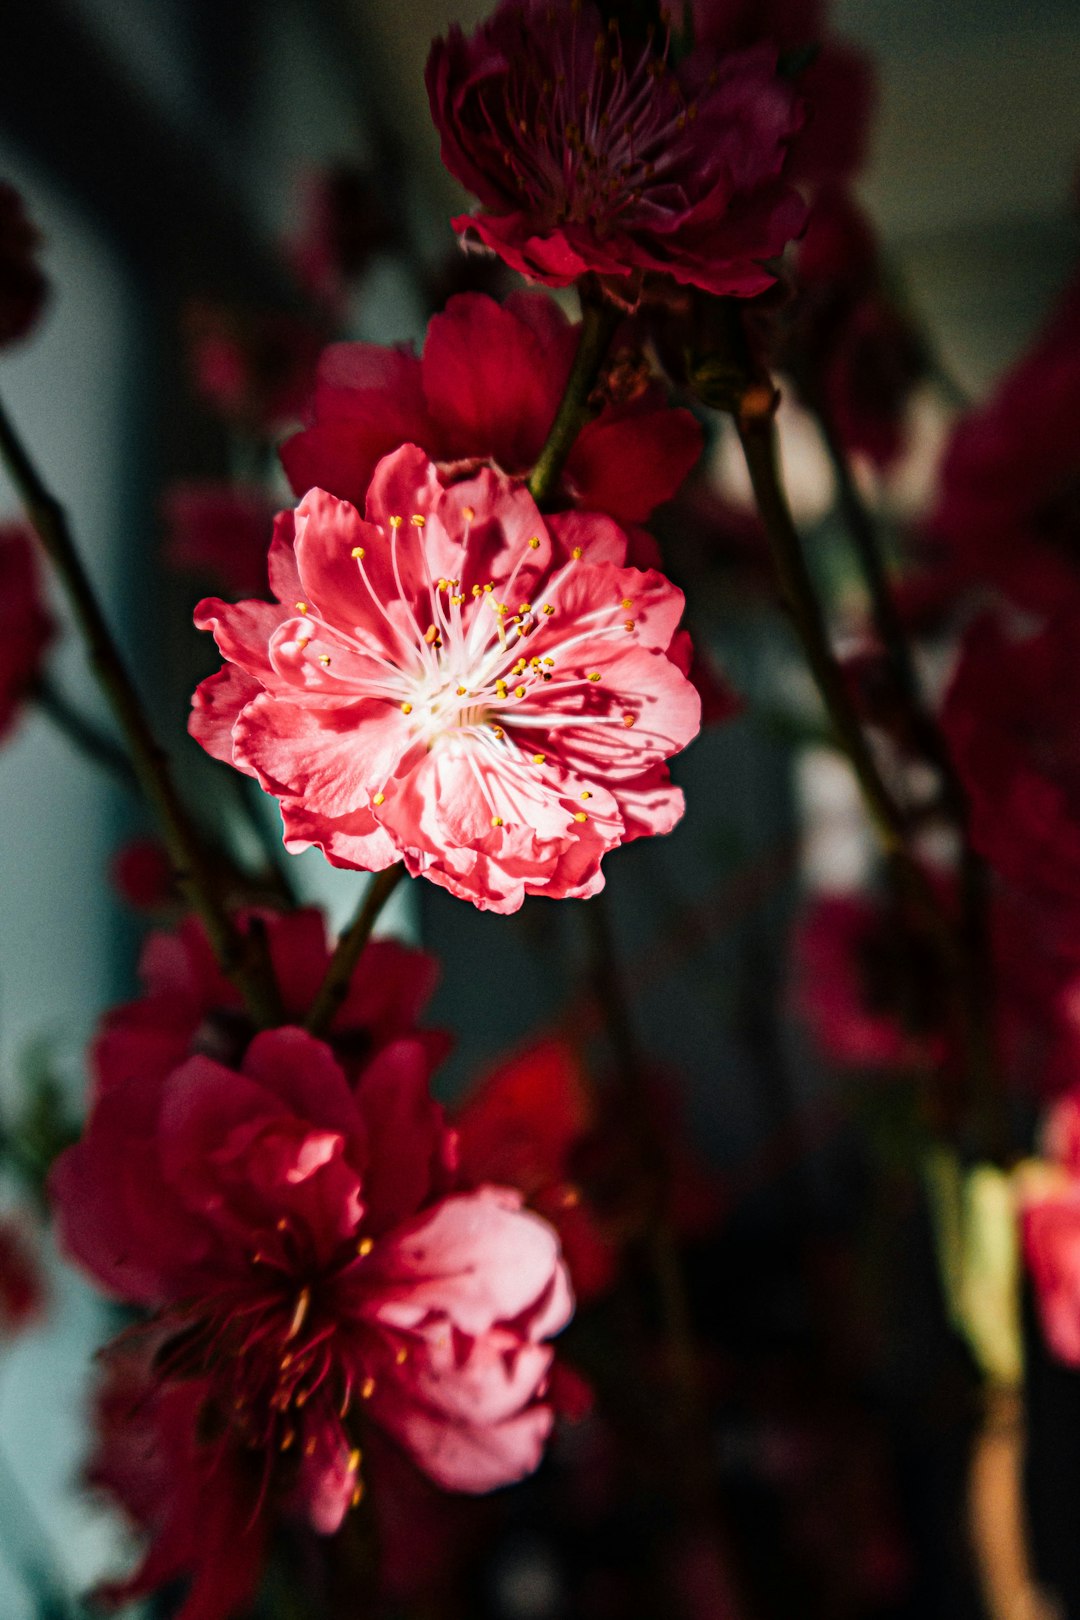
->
[280,291,703,530]
[51,1026,573,1591]
[1021,1088,1080,1367]
[0,182,47,349]
[91,906,445,1098]
[191,446,701,912]
[426,0,806,303]
[0,524,54,742]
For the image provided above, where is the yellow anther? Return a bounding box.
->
[462,505,475,522]
[495,602,508,616]
[351,546,365,559]
[543,657,555,667]
[410,513,425,527]
[401,702,413,714]
[318,654,331,666]
[542,604,555,615]
[581,791,592,800]
[624,619,635,631]
[287,1287,311,1340]
[361,1376,376,1399]
[533,753,546,764]
[572,546,583,560]
[389,515,403,528]
[295,601,308,613]
[574,812,589,823]
[483,582,494,593]
[492,726,504,738]
[588,672,602,683]
[296,636,310,651]
[472,583,482,597]
[491,816,504,828]
[514,685,526,698]
[518,602,532,614]
[452,594,465,606]
[456,685,467,696]
[351,1482,365,1509]
[358,1236,374,1257]
[623,713,636,727]
[349,1448,362,1472]
[528,535,541,549]
[621,597,633,610]
[372,792,385,807]
[281,1428,296,1451]
[395,1347,408,1366]
[424,624,439,644]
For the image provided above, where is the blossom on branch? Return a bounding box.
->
[280,291,703,530]
[53,1026,574,1615]
[426,0,806,302]
[191,446,701,912]
[92,906,446,1095]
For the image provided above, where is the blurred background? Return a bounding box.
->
[1,2,1080,1617]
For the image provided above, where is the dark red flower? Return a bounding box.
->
[941,608,1080,936]
[0,1217,45,1336]
[426,0,806,302]
[0,524,53,742]
[163,483,278,597]
[286,164,398,313]
[927,268,1080,613]
[52,1028,573,1571]
[186,303,322,436]
[281,291,703,530]
[690,0,876,184]
[92,906,447,1098]
[0,183,47,349]
[109,838,176,912]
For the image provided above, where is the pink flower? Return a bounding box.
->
[1021,1089,1080,1367]
[280,291,703,531]
[0,183,47,349]
[190,446,700,913]
[0,524,53,742]
[163,482,278,597]
[92,905,445,1098]
[426,0,806,302]
[51,1028,573,1541]
[927,268,1080,614]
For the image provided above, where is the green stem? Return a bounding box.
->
[0,393,282,1029]
[528,300,621,508]
[306,864,407,1040]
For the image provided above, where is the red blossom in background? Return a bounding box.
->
[0,524,54,743]
[690,0,876,184]
[0,1217,45,1336]
[163,482,278,597]
[926,268,1080,614]
[191,446,701,912]
[52,1027,573,1531]
[941,608,1080,944]
[108,837,176,911]
[280,291,704,531]
[286,164,398,313]
[185,302,322,437]
[0,182,47,349]
[92,906,446,1097]
[426,0,806,302]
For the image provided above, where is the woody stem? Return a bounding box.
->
[0,392,282,1029]
[528,298,621,508]
[306,864,408,1040]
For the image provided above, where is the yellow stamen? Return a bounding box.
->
[318,654,331,666]
[623,713,636,727]
[581,791,592,800]
[462,505,475,522]
[588,672,602,683]
[389,515,403,528]
[491,816,504,828]
[372,792,385,807]
[351,546,365,559]
[295,601,308,614]
[361,1377,375,1400]
[542,604,555,615]
[410,514,425,527]
[358,1236,374,1257]
[572,546,583,560]
[574,812,588,823]
[514,685,526,698]
[401,702,413,714]
[533,754,546,764]
[528,535,541,549]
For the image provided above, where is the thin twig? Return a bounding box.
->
[0,393,282,1028]
[32,675,137,789]
[305,865,407,1040]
